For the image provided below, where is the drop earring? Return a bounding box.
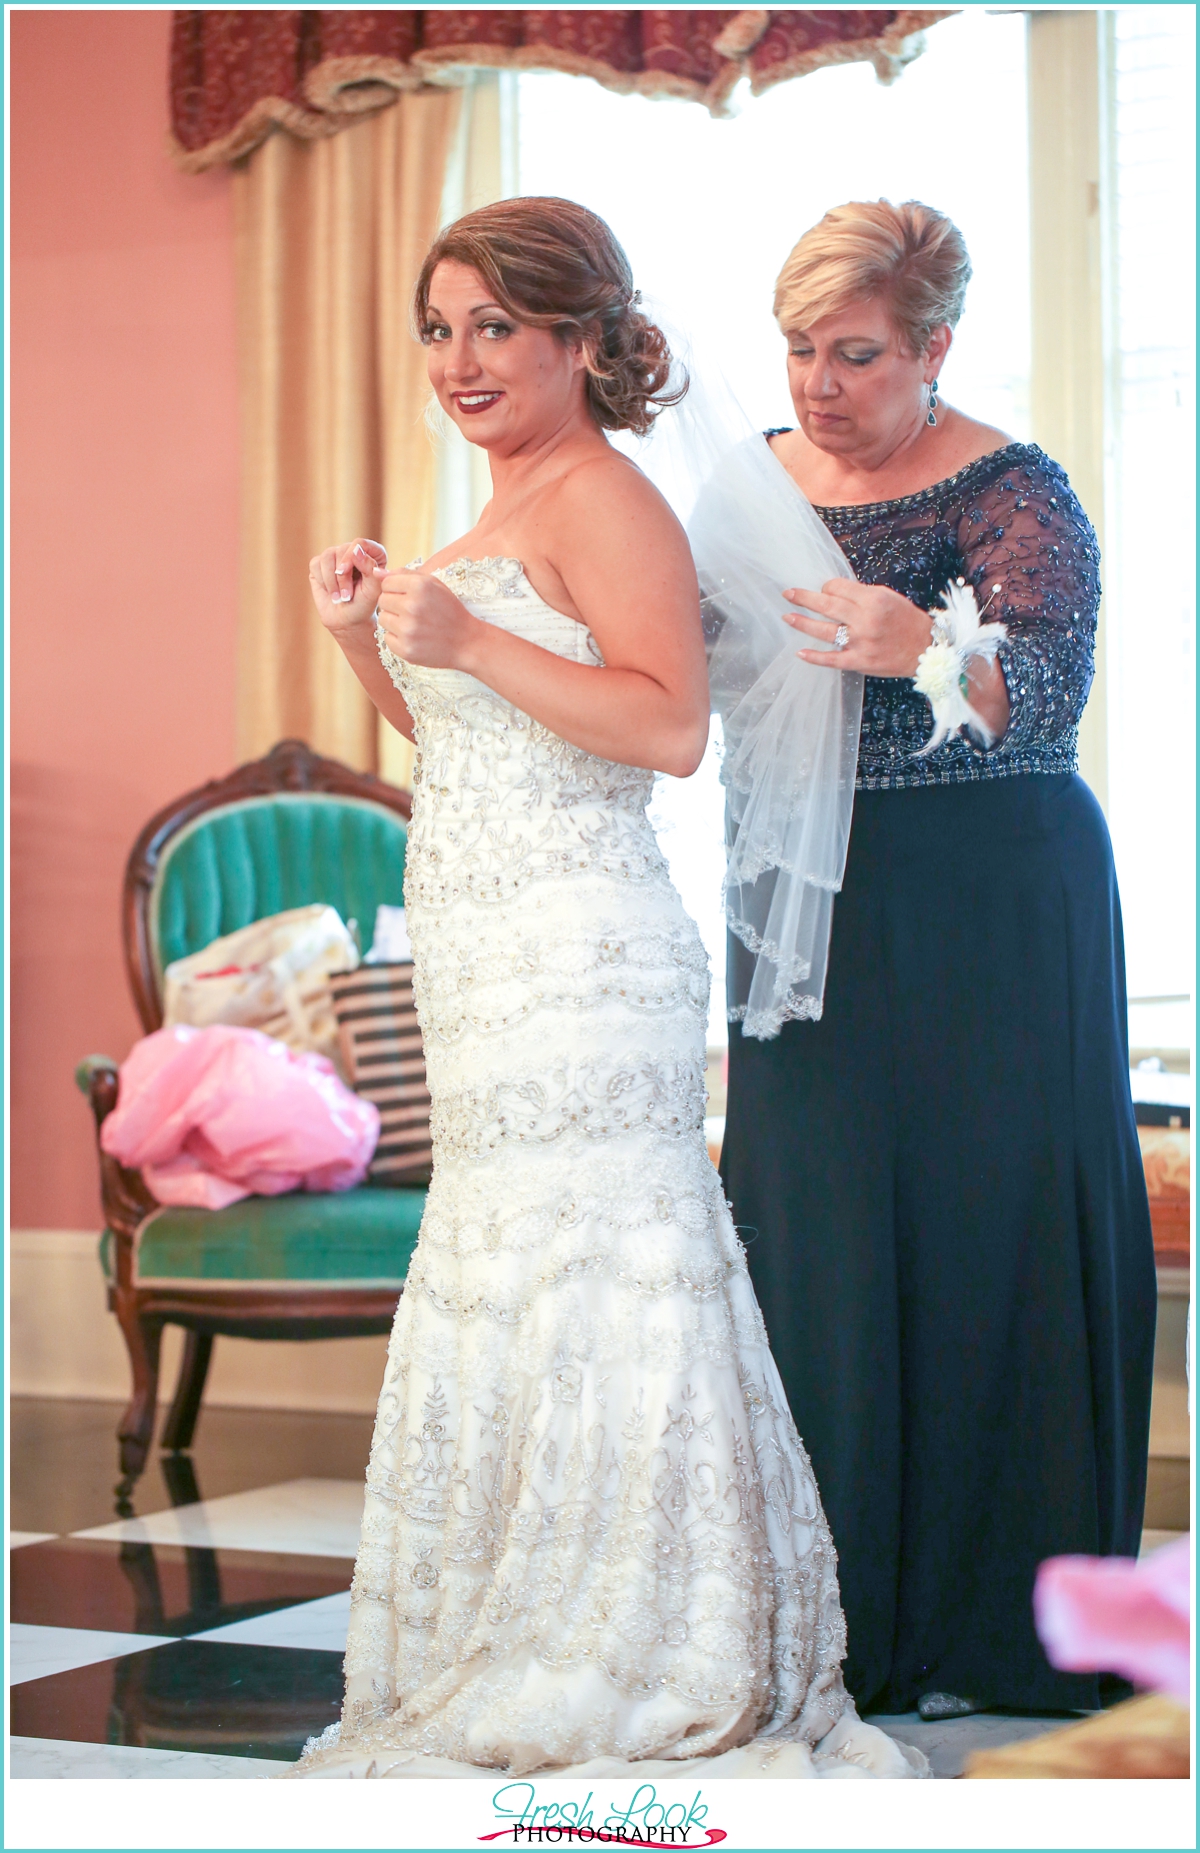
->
[927,378,940,428]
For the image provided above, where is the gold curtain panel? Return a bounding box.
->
[233,91,460,769]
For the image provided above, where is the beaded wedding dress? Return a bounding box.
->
[289,558,924,1780]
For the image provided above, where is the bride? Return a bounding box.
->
[293,196,922,1781]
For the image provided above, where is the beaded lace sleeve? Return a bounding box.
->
[958,453,1100,757]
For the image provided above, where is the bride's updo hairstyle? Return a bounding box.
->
[773,199,972,356]
[414,196,684,437]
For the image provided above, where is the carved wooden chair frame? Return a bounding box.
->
[80,740,412,1489]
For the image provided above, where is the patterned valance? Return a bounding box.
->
[171,8,956,171]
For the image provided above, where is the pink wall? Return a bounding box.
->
[11,11,240,1227]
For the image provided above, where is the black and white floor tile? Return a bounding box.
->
[10,1402,1179,1782]
[9,1484,359,1777]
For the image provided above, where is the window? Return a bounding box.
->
[1105,4,1195,1059]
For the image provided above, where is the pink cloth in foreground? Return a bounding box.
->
[1034,1536,1192,1704]
[100,1024,380,1209]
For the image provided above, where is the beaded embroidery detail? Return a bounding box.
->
[765,440,1099,791]
[435,554,528,602]
[288,557,861,1777]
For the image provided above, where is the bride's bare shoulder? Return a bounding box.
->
[556,443,649,490]
[548,444,686,542]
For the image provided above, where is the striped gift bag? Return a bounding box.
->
[329,964,432,1185]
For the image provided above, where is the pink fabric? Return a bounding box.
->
[101,1024,380,1208]
[1034,1537,1192,1704]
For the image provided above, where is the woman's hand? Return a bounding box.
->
[375,570,485,672]
[309,538,388,638]
[784,576,1010,737]
[783,580,933,678]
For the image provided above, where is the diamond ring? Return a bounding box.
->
[833,624,851,651]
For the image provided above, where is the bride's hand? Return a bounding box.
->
[309,538,388,638]
[783,580,933,678]
[376,570,484,671]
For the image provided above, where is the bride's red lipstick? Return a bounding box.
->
[453,391,504,416]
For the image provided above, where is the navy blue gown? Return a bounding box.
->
[720,441,1156,1714]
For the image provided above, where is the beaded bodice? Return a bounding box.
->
[767,438,1099,790]
[377,556,660,920]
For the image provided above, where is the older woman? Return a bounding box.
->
[719,199,1156,1720]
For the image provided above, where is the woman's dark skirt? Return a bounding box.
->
[721,772,1156,1714]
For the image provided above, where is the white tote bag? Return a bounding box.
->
[162,904,358,1077]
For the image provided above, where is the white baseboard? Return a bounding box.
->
[15,1230,1188,1451]
[9,1230,388,1415]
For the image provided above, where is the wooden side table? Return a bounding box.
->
[964,1695,1190,1778]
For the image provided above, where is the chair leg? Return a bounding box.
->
[159,1330,214,1454]
[113,1293,162,1484]
[161,1451,203,1508]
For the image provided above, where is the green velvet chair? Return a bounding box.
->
[79,740,424,1489]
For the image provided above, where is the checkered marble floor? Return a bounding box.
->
[9,1482,359,1778]
[12,1478,1167,1780]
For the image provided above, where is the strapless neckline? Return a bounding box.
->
[422,554,583,629]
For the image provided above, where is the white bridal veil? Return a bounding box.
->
[635,340,863,1039]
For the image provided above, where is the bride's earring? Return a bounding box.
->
[926,378,940,428]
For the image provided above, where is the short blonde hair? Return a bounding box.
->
[773,200,972,356]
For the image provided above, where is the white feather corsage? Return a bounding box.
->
[912,578,1008,755]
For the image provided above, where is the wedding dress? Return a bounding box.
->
[289,557,924,1780]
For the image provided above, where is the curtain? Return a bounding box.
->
[380,70,516,786]
[172,9,955,170]
[233,86,462,770]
